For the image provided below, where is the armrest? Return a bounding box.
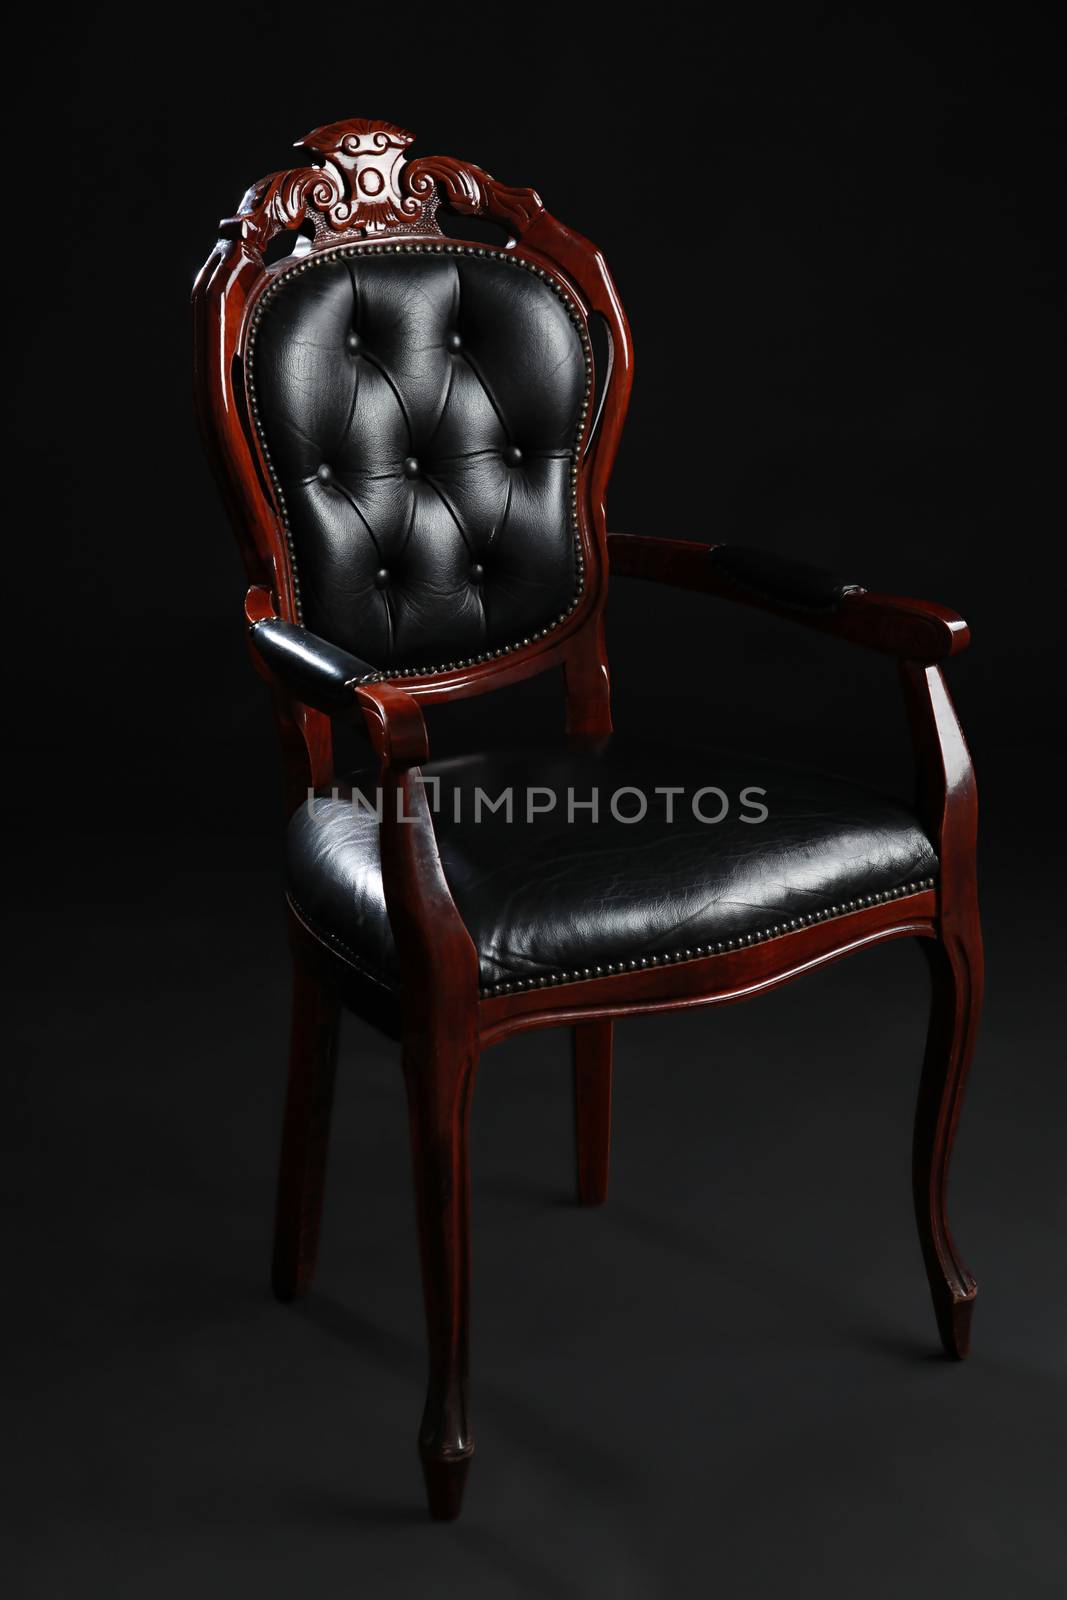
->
[249,617,379,711]
[608,535,970,662]
[249,615,428,768]
[707,544,864,611]
[246,603,468,999]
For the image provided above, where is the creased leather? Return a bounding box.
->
[286,736,938,990]
[253,253,585,669]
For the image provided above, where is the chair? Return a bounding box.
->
[193,118,982,1520]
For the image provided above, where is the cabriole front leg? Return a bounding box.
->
[403,1034,478,1519]
[901,660,982,1359]
[377,758,481,1518]
[913,928,983,1357]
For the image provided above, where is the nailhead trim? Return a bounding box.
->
[286,896,400,997]
[480,876,938,997]
[246,242,592,683]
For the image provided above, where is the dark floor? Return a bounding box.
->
[4,827,1065,1598]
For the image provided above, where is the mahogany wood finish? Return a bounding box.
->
[901,663,983,1357]
[573,1021,614,1206]
[194,119,984,1519]
[272,956,341,1302]
[607,534,971,662]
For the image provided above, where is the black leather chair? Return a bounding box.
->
[194,118,982,1520]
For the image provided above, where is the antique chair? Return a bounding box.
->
[193,118,982,1520]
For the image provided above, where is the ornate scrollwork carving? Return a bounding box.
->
[216,118,547,262]
[403,155,545,235]
[218,119,428,259]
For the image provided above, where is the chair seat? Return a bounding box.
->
[286,736,937,995]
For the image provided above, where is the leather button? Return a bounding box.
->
[503,445,523,466]
[446,332,462,352]
[346,331,361,353]
[470,562,485,584]
[402,456,420,479]
[374,567,390,589]
[316,463,334,484]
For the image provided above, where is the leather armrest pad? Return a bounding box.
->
[250,618,378,714]
[709,544,864,612]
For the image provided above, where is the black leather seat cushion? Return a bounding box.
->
[286,737,937,995]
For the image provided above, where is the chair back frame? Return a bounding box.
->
[193,117,631,812]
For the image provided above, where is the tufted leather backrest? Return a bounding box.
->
[249,245,590,674]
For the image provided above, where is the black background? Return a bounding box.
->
[6,5,1065,1595]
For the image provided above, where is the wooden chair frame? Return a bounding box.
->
[193,119,982,1520]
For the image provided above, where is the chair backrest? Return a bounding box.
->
[252,242,588,673]
[194,119,632,788]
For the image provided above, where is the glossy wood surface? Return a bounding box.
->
[271,956,341,1302]
[573,1022,614,1206]
[901,663,983,1356]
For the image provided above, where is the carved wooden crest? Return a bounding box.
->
[218,117,545,261]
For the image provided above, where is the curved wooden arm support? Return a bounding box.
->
[244,587,429,770]
[377,766,480,999]
[608,534,970,663]
[354,683,430,770]
[899,662,980,932]
[243,593,468,1043]
[899,661,982,1354]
